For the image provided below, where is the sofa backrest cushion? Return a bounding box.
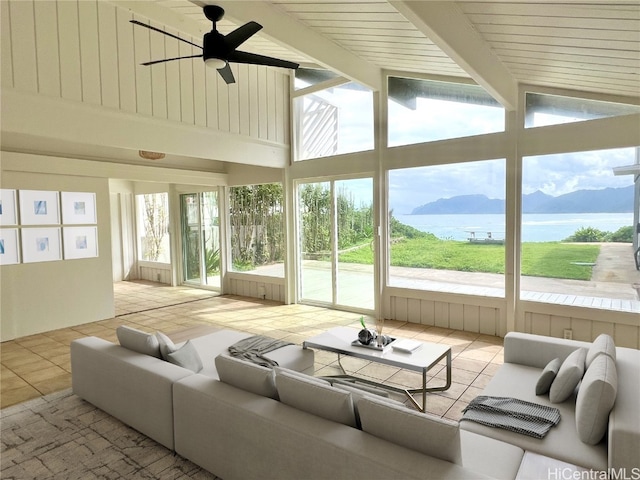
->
[586,334,616,369]
[576,355,617,445]
[535,358,562,395]
[332,382,404,429]
[275,368,357,428]
[549,347,586,403]
[116,325,161,358]
[156,331,177,360]
[358,396,462,465]
[215,354,278,400]
[166,340,203,373]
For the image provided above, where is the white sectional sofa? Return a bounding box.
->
[71,327,640,479]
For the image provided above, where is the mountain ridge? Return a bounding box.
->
[410,185,634,215]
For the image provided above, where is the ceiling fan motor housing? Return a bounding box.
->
[203,30,228,63]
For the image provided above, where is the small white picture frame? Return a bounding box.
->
[21,227,62,263]
[0,228,20,265]
[19,190,60,225]
[61,192,97,224]
[63,226,98,259]
[0,189,18,226]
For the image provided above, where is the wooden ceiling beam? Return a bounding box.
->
[390,1,518,110]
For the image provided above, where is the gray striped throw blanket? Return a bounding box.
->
[228,335,293,367]
[461,396,560,439]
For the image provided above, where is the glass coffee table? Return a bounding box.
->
[303,326,452,412]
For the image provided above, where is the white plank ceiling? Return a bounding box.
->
[147,0,639,105]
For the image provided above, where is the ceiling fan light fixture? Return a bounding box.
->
[205,57,227,69]
[138,150,165,160]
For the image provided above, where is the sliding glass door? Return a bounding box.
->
[298,178,374,311]
[180,191,221,289]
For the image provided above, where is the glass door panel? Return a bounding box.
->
[181,193,201,284]
[298,178,375,312]
[180,191,221,290]
[299,182,332,303]
[336,178,374,310]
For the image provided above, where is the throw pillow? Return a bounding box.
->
[275,368,357,428]
[166,340,203,373]
[576,355,617,445]
[215,354,278,400]
[116,325,161,358]
[586,334,616,369]
[549,348,587,403]
[358,396,462,465]
[156,331,177,361]
[535,358,562,395]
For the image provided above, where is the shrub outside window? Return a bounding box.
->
[136,193,170,263]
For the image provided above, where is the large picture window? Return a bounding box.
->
[525,92,640,129]
[229,183,285,277]
[521,147,639,310]
[293,82,374,161]
[388,159,506,295]
[388,77,505,147]
[136,193,170,263]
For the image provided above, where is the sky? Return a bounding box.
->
[301,84,637,215]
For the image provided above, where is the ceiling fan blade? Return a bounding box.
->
[130,20,202,50]
[227,51,299,70]
[141,54,202,66]
[224,21,262,50]
[217,63,236,84]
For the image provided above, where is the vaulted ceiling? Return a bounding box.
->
[118,0,640,110]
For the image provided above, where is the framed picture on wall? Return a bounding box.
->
[61,192,97,224]
[19,190,60,225]
[21,227,62,263]
[63,226,98,259]
[0,229,20,265]
[0,189,18,226]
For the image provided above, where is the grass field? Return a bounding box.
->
[339,237,601,281]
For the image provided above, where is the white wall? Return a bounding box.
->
[1,155,115,341]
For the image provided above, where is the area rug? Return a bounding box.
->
[1,389,219,479]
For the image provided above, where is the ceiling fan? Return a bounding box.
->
[130,5,299,84]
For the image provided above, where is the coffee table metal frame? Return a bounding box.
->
[303,326,452,412]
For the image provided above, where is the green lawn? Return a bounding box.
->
[339,237,601,281]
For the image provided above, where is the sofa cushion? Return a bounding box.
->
[167,340,203,373]
[275,368,357,428]
[358,396,462,465]
[215,354,278,400]
[576,355,617,445]
[549,348,586,403]
[586,334,616,369]
[332,381,404,429]
[156,331,177,360]
[535,358,561,395]
[116,325,161,358]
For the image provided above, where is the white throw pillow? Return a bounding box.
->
[586,334,616,369]
[549,348,587,403]
[166,340,203,373]
[215,354,278,400]
[535,358,562,395]
[576,355,617,445]
[358,396,462,465]
[332,382,403,429]
[116,325,161,358]
[156,331,177,361]
[275,368,357,428]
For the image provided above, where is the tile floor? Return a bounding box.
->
[0,280,504,419]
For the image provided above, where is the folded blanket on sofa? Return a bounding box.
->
[228,335,293,367]
[461,396,560,439]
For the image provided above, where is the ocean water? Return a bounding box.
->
[394,213,635,243]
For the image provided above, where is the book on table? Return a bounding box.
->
[392,339,423,353]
